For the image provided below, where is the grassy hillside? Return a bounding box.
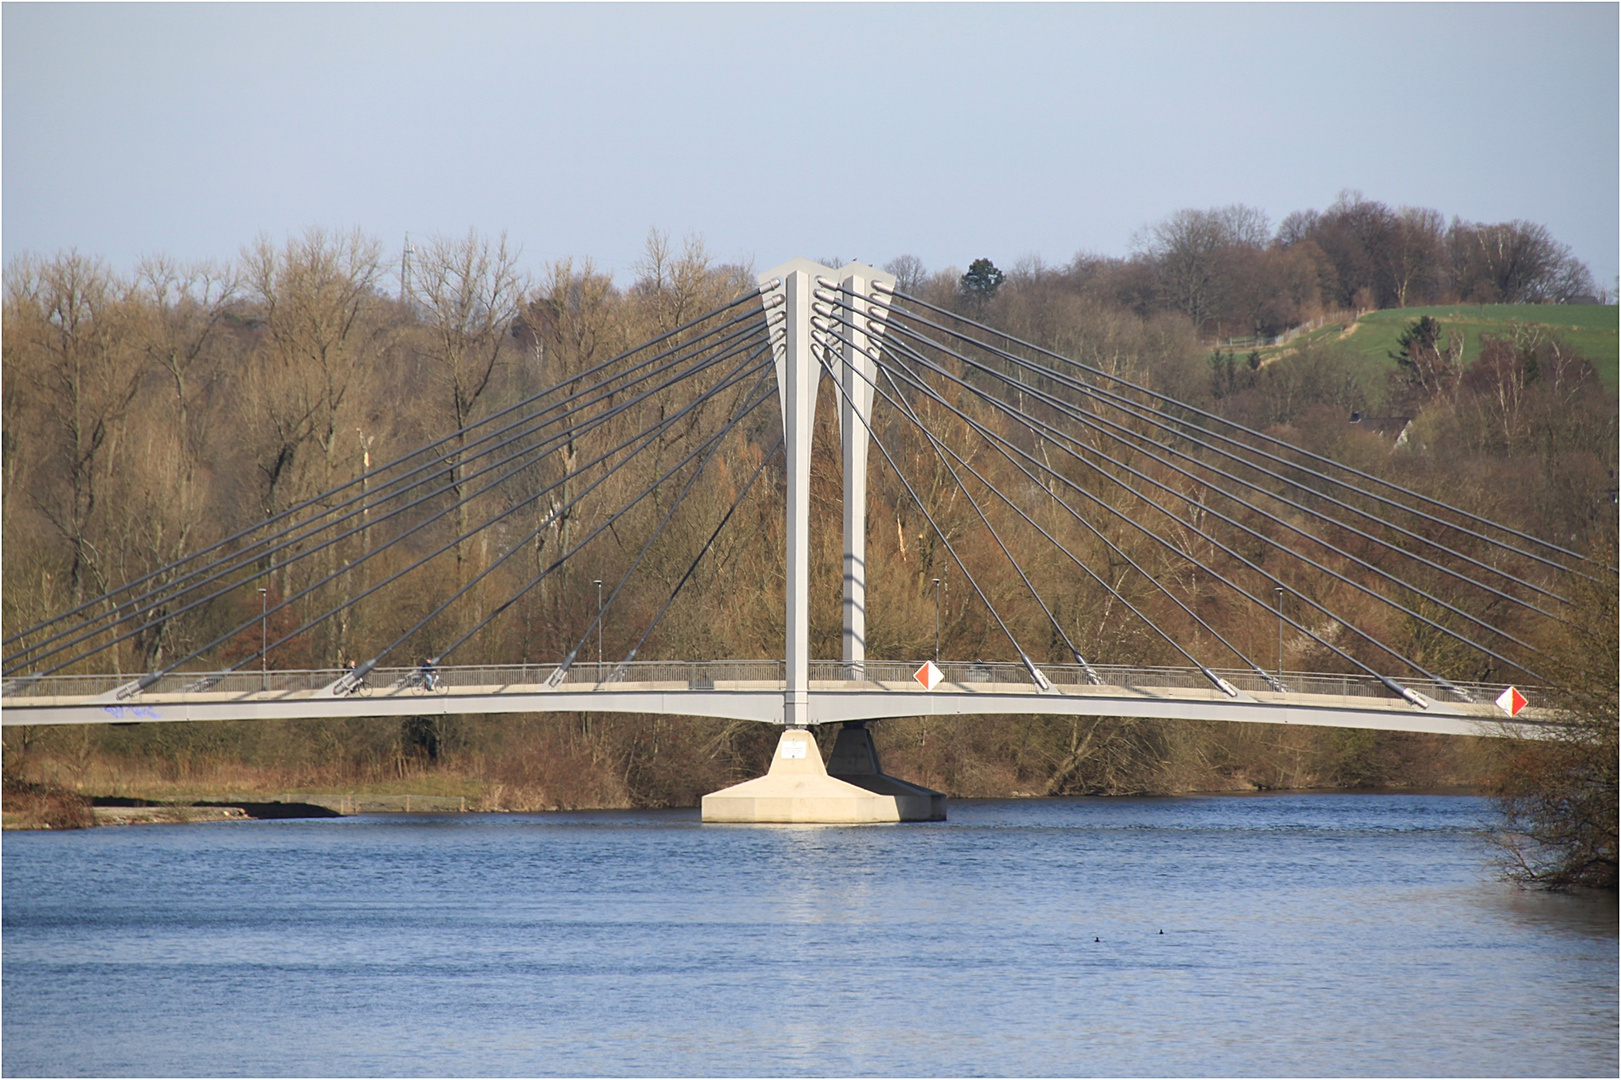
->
[1263,304,1619,392]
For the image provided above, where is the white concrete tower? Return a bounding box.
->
[832,264,896,678]
[757,260,895,726]
[757,259,825,729]
[702,259,941,823]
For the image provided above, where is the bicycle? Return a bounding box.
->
[400,670,448,695]
[335,672,371,697]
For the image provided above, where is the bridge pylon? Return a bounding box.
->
[699,259,943,824]
[754,258,897,727]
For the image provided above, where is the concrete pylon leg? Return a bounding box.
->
[841,270,873,680]
[780,267,815,730]
[701,726,946,823]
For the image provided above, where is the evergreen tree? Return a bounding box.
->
[960,258,1005,303]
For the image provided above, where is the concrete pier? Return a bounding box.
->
[701,723,945,824]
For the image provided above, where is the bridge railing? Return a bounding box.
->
[809,660,1524,708]
[1,659,1531,711]
[466,660,786,689]
[0,660,796,701]
[0,668,354,701]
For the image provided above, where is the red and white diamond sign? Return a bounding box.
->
[1495,685,1527,717]
[914,660,943,691]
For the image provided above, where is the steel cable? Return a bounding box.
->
[425,374,781,672]
[816,294,1550,681]
[879,299,1572,611]
[833,296,1562,649]
[829,282,1577,605]
[855,317,1513,697]
[33,338,771,681]
[480,364,774,679]
[3,309,771,669]
[803,333,1048,688]
[878,284,1599,573]
[10,326,772,677]
[813,324,1273,694]
[859,312,1550,682]
[4,288,772,649]
[196,348,777,689]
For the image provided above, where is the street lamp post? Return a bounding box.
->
[258,587,269,691]
[1275,586,1284,680]
[356,430,375,557]
[594,580,603,682]
[932,578,942,663]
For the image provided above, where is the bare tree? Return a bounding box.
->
[2,252,143,608]
[1303,191,1399,308]
[1135,204,1269,334]
[109,258,241,666]
[242,228,386,516]
[884,255,928,295]
[1386,206,1445,308]
[631,229,750,336]
[407,229,529,581]
[1491,542,1617,890]
[132,256,239,468]
[1447,219,1595,303]
[240,228,386,663]
[1275,209,1320,249]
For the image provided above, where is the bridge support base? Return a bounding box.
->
[701,723,945,824]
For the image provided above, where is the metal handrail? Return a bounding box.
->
[807,659,1517,702]
[0,658,1537,709]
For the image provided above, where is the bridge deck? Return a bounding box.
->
[0,661,1550,739]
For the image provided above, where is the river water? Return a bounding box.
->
[3,793,1615,1077]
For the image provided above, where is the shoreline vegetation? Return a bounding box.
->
[4,714,1501,831]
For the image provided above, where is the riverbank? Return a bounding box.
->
[3,713,1505,830]
[93,804,250,826]
[2,712,1503,812]
[4,779,1498,831]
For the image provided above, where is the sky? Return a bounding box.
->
[4,3,1617,289]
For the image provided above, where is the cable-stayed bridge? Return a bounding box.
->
[2,259,1592,765]
[1,661,1530,738]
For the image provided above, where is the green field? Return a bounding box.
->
[1264,303,1619,392]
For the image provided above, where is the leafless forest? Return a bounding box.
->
[2,198,1615,859]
